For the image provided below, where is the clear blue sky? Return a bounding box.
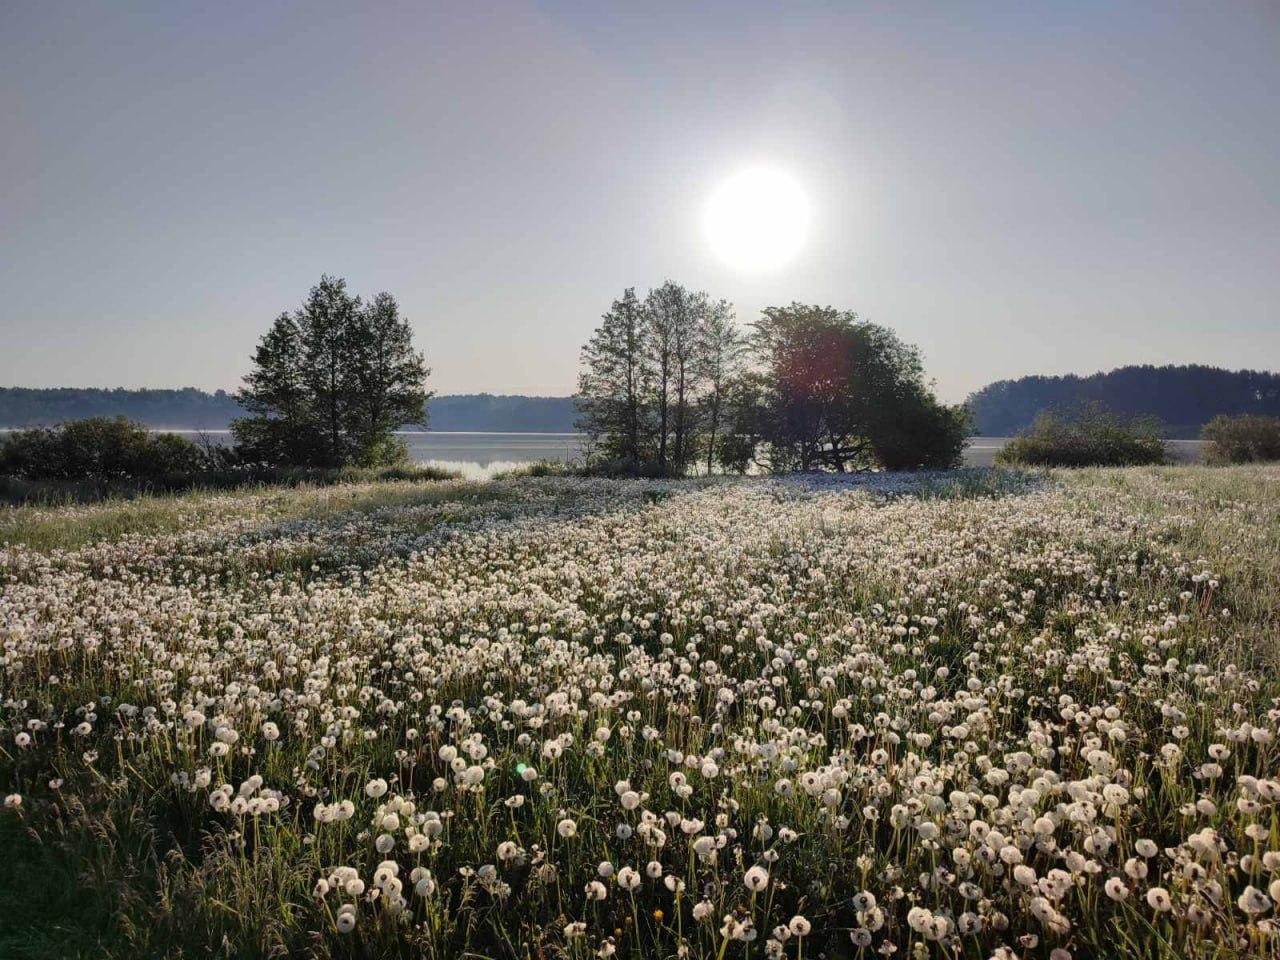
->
[2,1,1277,401]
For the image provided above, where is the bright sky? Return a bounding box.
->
[2,1,1277,402]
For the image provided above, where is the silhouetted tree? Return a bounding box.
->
[350,292,433,466]
[232,276,430,467]
[714,370,771,474]
[736,304,968,472]
[643,281,684,474]
[577,281,735,476]
[696,298,745,474]
[232,311,325,465]
[576,288,653,466]
[578,295,964,475]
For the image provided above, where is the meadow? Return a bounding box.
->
[2,466,1279,959]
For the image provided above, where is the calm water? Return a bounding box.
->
[18,430,1207,478]
[171,431,587,479]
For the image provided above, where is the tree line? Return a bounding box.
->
[576,282,969,475]
[0,388,579,433]
[967,364,1280,438]
[0,387,241,429]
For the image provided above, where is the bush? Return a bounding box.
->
[580,458,670,479]
[996,404,1167,467]
[0,417,213,480]
[873,397,972,471]
[1201,414,1280,464]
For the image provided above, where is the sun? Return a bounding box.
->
[705,167,810,272]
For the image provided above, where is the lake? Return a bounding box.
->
[163,431,586,479]
[159,432,1206,477]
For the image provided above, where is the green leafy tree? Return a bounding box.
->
[696,299,744,474]
[738,303,968,472]
[642,281,682,474]
[349,293,432,466]
[714,370,771,474]
[231,312,325,465]
[232,276,430,467]
[576,288,654,467]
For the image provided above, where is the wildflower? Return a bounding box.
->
[745,865,769,892]
[335,906,357,934]
[1238,886,1272,915]
[1104,877,1129,901]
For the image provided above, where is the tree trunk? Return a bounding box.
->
[705,395,720,475]
[657,368,668,474]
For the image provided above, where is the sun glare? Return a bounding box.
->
[705,167,810,272]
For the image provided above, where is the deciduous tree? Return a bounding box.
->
[233,276,430,467]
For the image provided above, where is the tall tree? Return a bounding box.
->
[350,292,431,466]
[232,276,431,467]
[643,281,682,474]
[298,276,362,465]
[695,298,743,474]
[231,312,325,464]
[576,288,652,465]
[744,303,967,472]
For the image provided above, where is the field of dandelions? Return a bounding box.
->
[2,466,1280,960]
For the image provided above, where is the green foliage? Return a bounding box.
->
[577,287,653,465]
[0,816,121,959]
[577,282,743,476]
[870,393,972,471]
[0,416,210,480]
[578,294,964,476]
[1201,414,1280,464]
[232,276,431,468]
[996,403,1168,467]
[736,304,970,472]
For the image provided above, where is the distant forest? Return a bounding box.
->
[967,365,1280,437]
[8,365,1279,438]
[0,388,578,433]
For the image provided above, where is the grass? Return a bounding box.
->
[0,463,462,508]
[3,464,1280,958]
[0,471,503,553]
[0,813,128,960]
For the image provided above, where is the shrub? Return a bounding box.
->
[0,417,213,480]
[872,397,972,471]
[996,404,1167,467]
[1201,414,1280,464]
[580,458,669,479]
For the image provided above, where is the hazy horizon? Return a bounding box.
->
[4,1,1278,404]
